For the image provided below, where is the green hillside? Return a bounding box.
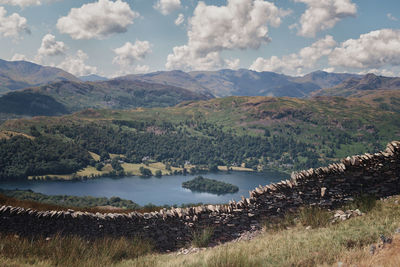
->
[0,79,211,119]
[1,92,399,179]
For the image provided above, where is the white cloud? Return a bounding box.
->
[225,58,240,70]
[323,67,335,73]
[329,29,400,69]
[387,13,397,21]
[166,0,289,71]
[294,0,357,37]
[0,0,41,7]
[175,13,184,26]
[250,35,336,75]
[133,65,150,73]
[56,0,139,40]
[166,45,234,71]
[112,64,150,77]
[58,50,97,76]
[112,40,152,67]
[37,34,66,57]
[154,0,181,15]
[0,6,29,38]
[11,53,27,61]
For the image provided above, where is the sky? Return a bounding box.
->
[0,0,399,78]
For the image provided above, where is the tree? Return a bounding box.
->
[95,162,104,171]
[139,166,152,177]
[155,170,162,177]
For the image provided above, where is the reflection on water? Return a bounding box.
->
[0,171,288,206]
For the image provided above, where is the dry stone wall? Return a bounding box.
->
[1,141,399,250]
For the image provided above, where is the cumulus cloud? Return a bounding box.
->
[0,7,29,38]
[37,34,66,57]
[57,0,139,40]
[166,0,289,71]
[225,58,240,70]
[294,0,357,37]
[154,0,181,15]
[0,0,41,7]
[112,40,152,67]
[166,46,237,71]
[11,53,27,61]
[58,50,97,76]
[133,65,150,73]
[387,13,397,21]
[250,35,336,75]
[175,13,184,25]
[329,29,400,69]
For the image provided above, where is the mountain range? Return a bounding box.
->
[1,59,400,120]
[116,69,361,98]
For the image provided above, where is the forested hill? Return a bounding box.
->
[1,91,399,180]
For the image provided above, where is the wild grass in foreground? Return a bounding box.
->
[0,195,398,267]
[119,196,400,267]
[192,227,214,248]
[0,235,153,267]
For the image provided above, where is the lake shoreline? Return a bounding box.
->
[25,164,290,182]
[0,171,288,206]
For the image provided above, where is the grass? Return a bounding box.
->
[217,165,254,172]
[116,196,400,267]
[298,206,331,228]
[192,228,214,248]
[347,194,378,213]
[1,196,400,266]
[122,162,176,176]
[28,161,182,180]
[89,151,100,161]
[0,235,153,267]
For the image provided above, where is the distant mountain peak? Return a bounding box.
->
[0,59,79,94]
[79,74,108,82]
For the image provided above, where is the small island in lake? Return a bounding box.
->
[182,176,239,195]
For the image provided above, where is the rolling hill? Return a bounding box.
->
[117,70,213,98]
[0,59,79,94]
[313,73,400,97]
[1,90,399,179]
[0,79,211,118]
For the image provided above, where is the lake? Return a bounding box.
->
[0,171,288,206]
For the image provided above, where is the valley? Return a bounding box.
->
[1,91,399,182]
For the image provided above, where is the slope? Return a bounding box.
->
[1,91,399,179]
[0,79,211,118]
[0,59,79,94]
[313,73,400,97]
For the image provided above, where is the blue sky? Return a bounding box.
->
[0,0,399,77]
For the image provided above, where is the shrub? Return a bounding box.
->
[139,166,152,177]
[299,206,331,228]
[192,227,214,248]
[348,194,377,212]
[155,170,162,177]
